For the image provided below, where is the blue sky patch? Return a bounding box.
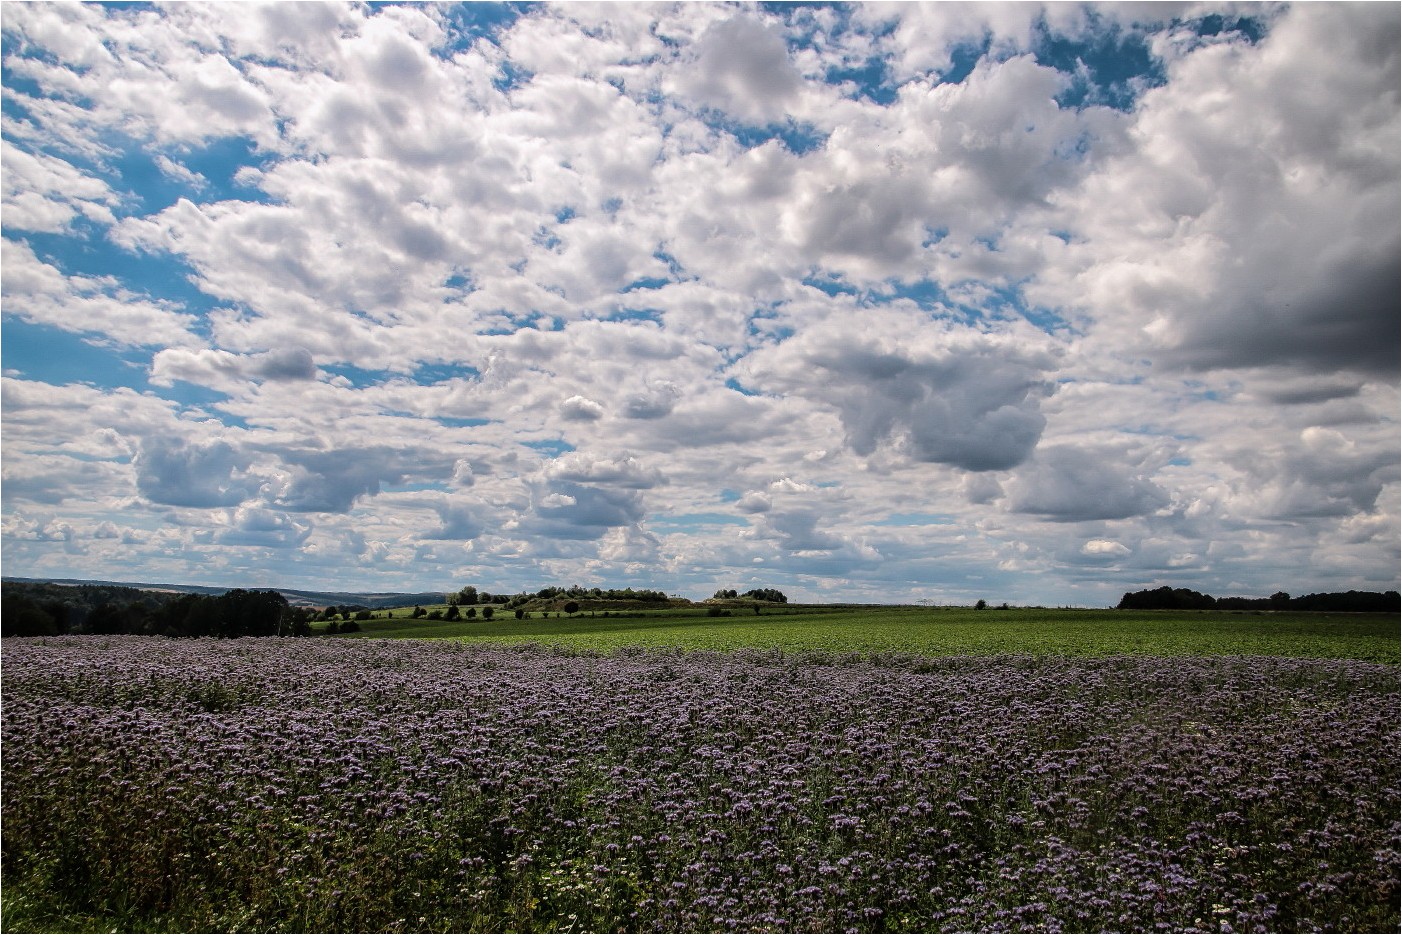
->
[522,438,575,457]
[1,319,151,390]
[1033,18,1165,111]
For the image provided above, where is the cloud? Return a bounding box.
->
[1006,446,1170,522]
[1,3,1396,603]
[422,499,485,541]
[1,240,201,349]
[135,438,259,509]
[675,15,803,124]
[1081,538,1131,560]
[622,382,682,419]
[216,507,312,549]
[547,453,664,489]
[559,395,605,421]
[150,347,317,390]
[1,142,118,231]
[746,315,1057,471]
[530,481,647,539]
[1039,3,1400,378]
[268,447,450,514]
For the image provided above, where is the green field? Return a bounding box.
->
[328,604,1400,663]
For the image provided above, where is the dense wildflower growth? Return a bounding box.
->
[3,636,1398,933]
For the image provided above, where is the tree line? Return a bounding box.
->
[711,588,788,603]
[450,584,673,608]
[1,582,310,638]
[1117,586,1400,613]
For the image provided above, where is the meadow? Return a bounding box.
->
[3,631,1398,933]
[333,604,1401,664]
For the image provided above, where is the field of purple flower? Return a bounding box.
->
[3,636,1398,933]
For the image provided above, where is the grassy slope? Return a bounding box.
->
[329,605,1400,663]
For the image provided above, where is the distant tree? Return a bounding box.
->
[325,619,341,634]
[281,607,313,637]
[481,606,494,620]
[355,609,372,621]
[742,588,787,604]
[563,601,580,616]
[427,609,443,620]
[1117,587,1216,611]
[0,593,61,636]
[975,599,987,610]
[339,619,360,633]
[412,605,426,618]
[445,605,461,621]
[458,586,478,605]
[465,606,477,619]
[712,589,739,600]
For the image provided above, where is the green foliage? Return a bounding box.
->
[1119,586,1400,612]
[0,584,294,639]
[741,588,787,604]
[323,605,1399,664]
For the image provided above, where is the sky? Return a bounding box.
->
[1,1,1398,606]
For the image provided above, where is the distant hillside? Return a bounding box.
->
[1,577,446,610]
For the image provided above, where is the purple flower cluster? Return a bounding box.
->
[3,637,1397,933]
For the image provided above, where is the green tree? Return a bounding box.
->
[481,606,495,621]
